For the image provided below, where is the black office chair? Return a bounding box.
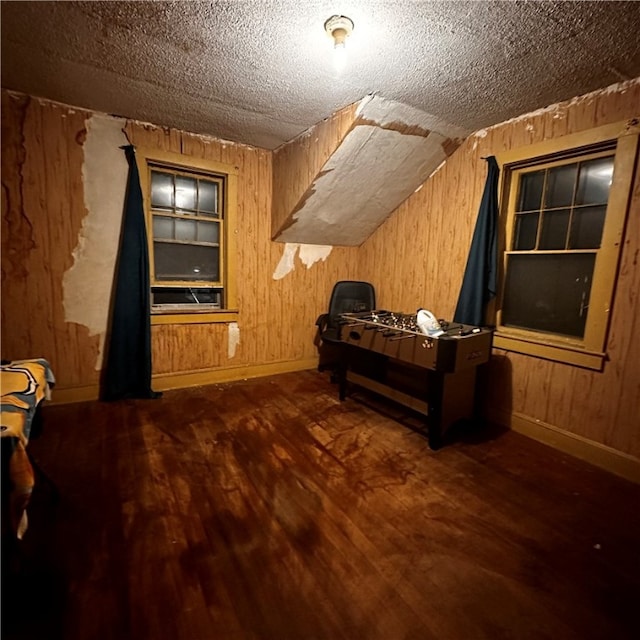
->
[315,280,376,375]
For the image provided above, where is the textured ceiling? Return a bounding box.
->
[2,0,640,150]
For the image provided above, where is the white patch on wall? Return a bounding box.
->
[472,128,488,151]
[273,243,333,279]
[298,244,332,268]
[62,114,129,370]
[428,160,447,179]
[273,243,299,280]
[228,322,240,359]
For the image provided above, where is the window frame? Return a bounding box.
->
[494,119,639,370]
[135,148,239,325]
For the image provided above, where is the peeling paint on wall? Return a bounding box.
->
[428,159,447,179]
[274,95,469,247]
[298,244,332,267]
[273,243,299,280]
[472,78,640,140]
[228,322,240,359]
[277,124,449,246]
[62,114,129,370]
[471,78,640,152]
[273,242,333,279]
[356,95,468,139]
[472,129,489,151]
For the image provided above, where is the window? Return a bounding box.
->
[495,120,639,370]
[136,149,239,324]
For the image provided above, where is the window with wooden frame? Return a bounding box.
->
[136,149,238,324]
[494,120,639,370]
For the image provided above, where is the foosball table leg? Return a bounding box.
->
[425,373,444,450]
[427,429,443,450]
[338,352,347,401]
[426,368,477,450]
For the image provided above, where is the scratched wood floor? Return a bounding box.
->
[3,370,639,640]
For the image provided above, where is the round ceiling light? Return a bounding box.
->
[324,15,354,48]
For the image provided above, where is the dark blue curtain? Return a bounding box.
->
[103,145,160,401]
[453,156,499,326]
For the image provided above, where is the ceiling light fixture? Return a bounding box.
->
[324,15,354,71]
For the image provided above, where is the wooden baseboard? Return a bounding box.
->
[50,358,319,405]
[153,358,318,392]
[487,407,640,484]
[51,384,101,405]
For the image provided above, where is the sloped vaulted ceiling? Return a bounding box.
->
[273,94,467,246]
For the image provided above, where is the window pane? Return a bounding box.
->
[154,243,219,281]
[152,216,174,240]
[152,287,222,307]
[502,253,595,338]
[538,208,570,250]
[197,220,219,243]
[576,157,614,205]
[198,180,218,215]
[175,176,197,212]
[544,164,577,208]
[569,205,607,249]
[517,170,544,212]
[175,218,197,242]
[151,171,173,209]
[513,212,539,250]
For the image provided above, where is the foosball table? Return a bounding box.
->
[337,310,493,449]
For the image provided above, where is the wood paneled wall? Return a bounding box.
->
[272,102,357,238]
[1,93,102,387]
[357,80,640,460]
[2,82,638,465]
[1,91,360,394]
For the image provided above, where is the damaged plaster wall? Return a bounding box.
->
[228,322,240,358]
[354,93,466,137]
[276,96,467,247]
[62,114,129,370]
[277,125,450,246]
[299,243,332,267]
[471,76,640,150]
[273,243,333,280]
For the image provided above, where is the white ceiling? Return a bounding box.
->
[2,1,640,150]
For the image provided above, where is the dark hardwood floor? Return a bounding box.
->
[3,370,639,640]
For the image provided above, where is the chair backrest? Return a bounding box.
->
[327,281,376,326]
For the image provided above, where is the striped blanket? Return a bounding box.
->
[1,358,55,538]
